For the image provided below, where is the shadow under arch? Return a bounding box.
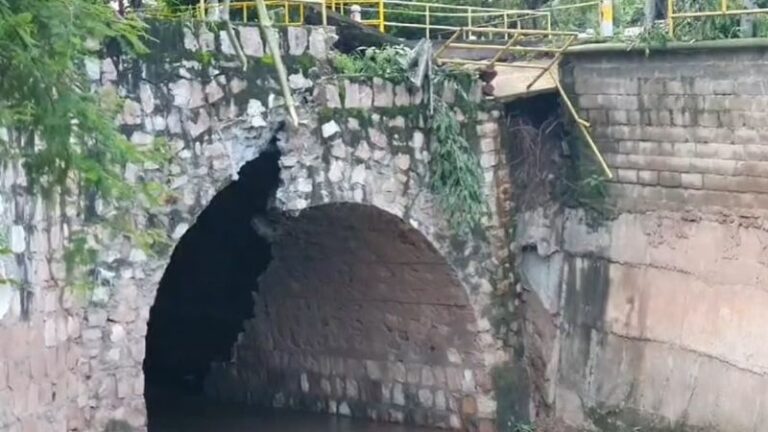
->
[143,145,281,423]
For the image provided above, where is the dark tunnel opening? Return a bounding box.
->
[143,140,282,422]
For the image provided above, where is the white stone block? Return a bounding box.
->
[321,121,341,138]
[239,26,264,57]
[9,225,25,254]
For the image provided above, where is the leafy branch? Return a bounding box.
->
[429,69,487,236]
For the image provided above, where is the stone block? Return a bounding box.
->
[639,78,665,94]
[637,170,659,186]
[734,129,761,145]
[344,82,373,108]
[308,28,329,59]
[418,388,433,407]
[372,78,393,108]
[321,121,341,138]
[0,360,6,389]
[705,174,768,194]
[392,383,405,406]
[394,85,410,106]
[617,169,638,184]
[734,79,768,96]
[665,80,686,95]
[287,27,307,56]
[659,171,682,188]
[681,173,704,189]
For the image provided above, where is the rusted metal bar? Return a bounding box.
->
[432,29,462,59]
[526,34,574,90]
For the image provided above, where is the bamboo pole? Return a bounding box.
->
[222,0,248,71]
[255,0,300,127]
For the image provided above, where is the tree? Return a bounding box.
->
[0,0,148,200]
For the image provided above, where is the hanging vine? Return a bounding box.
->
[330,47,488,236]
[429,68,487,236]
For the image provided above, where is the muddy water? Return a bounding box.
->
[148,392,440,432]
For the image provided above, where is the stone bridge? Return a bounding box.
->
[0,22,509,432]
[4,21,768,432]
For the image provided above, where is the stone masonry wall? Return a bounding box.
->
[565,46,768,215]
[513,44,768,432]
[0,20,508,432]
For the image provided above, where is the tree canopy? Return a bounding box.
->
[0,0,147,199]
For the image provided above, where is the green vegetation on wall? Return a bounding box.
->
[331,46,488,236]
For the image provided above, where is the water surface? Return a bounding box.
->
[148,391,440,432]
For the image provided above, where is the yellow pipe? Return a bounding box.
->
[527,35,574,90]
[489,34,521,67]
[379,0,385,32]
[321,1,327,26]
[462,27,579,36]
[425,4,431,39]
[543,0,599,11]
[199,0,206,19]
[467,7,473,39]
[547,69,610,178]
[672,7,768,18]
[547,11,552,33]
[436,58,547,69]
[448,42,567,53]
[382,0,540,14]
[721,0,727,13]
[668,0,675,37]
[432,29,462,59]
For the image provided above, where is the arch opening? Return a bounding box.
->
[205,204,487,429]
[145,177,487,429]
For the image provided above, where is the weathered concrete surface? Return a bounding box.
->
[0,21,508,432]
[512,44,768,432]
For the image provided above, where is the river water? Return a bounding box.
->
[148,391,440,432]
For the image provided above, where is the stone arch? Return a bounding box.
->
[127,102,503,429]
[204,202,493,429]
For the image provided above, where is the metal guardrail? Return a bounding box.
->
[434,27,613,179]
[155,0,606,38]
[667,0,768,38]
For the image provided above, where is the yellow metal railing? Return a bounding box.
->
[165,0,604,38]
[667,0,768,37]
[434,27,612,179]
[190,0,326,25]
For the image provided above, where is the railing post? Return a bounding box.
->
[284,1,290,25]
[600,0,614,37]
[467,7,473,39]
[322,1,328,26]
[546,11,552,32]
[503,11,509,38]
[378,0,385,33]
[198,0,206,19]
[243,3,247,23]
[426,5,431,39]
[667,0,675,37]
[721,0,727,13]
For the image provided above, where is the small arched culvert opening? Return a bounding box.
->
[145,180,489,429]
